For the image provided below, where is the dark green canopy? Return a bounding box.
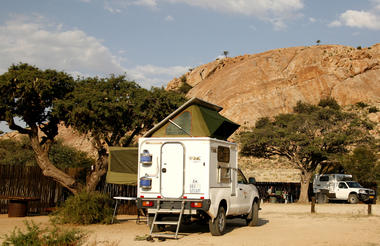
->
[106,147,138,185]
[144,97,239,140]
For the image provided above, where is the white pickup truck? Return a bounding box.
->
[136,137,260,238]
[313,174,376,204]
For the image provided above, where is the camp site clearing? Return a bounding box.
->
[1,203,380,245]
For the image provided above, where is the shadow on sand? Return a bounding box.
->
[158,217,270,238]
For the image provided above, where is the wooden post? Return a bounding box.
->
[311,197,316,213]
[368,203,372,215]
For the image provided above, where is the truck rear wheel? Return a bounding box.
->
[209,206,226,236]
[246,201,259,227]
[348,193,359,204]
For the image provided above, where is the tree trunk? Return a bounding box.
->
[85,153,108,192]
[298,171,313,203]
[29,127,81,194]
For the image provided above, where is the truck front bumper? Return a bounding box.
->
[136,198,211,212]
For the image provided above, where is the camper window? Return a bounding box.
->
[217,146,230,163]
[218,165,231,183]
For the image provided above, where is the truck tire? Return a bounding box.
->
[246,201,259,227]
[348,193,359,204]
[209,206,226,236]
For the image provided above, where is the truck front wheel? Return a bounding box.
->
[348,193,359,204]
[209,206,226,236]
[246,201,259,227]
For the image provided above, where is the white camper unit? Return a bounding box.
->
[136,98,260,238]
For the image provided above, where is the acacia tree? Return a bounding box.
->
[0,63,80,193]
[239,99,374,203]
[55,75,186,191]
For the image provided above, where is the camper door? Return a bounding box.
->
[161,142,184,198]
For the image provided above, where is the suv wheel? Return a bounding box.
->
[348,193,359,204]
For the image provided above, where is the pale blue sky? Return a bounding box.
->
[1,0,380,132]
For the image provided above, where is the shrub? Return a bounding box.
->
[368,106,379,113]
[54,191,113,225]
[1,220,86,246]
[355,101,368,108]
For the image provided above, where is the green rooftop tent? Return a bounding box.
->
[106,147,138,185]
[144,97,240,140]
[106,97,240,184]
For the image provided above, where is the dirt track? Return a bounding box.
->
[1,203,380,245]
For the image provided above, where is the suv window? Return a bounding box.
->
[338,182,348,189]
[319,176,329,182]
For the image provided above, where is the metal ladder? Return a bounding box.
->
[150,200,185,239]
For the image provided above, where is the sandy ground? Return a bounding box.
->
[1,203,380,246]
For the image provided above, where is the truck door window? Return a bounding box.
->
[338,182,348,189]
[237,169,248,184]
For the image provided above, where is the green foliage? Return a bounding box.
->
[355,101,368,108]
[357,46,362,50]
[178,74,192,94]
[1,220,86,246]
[53,191,113,225]
[318,97,340,110]
[49,141,93,169]
[0,138,93,168]
[368,106,379,113]
[0,63,74,136]
[56,75,186,147]
[341,145,380,183]
[0,138,36,166]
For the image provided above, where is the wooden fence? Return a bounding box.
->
[0,165,137,215]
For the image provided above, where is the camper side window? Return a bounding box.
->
[217,146,230,163]
[218,165,231,183]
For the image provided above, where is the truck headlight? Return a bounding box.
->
[359,189,367,194]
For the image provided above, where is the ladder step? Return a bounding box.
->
[156,210,181,213]
[151,233,179,239]
[154,221,179,225]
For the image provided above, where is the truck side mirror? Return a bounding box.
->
[249,177,256,185]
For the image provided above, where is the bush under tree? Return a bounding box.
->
[53,191,114,225]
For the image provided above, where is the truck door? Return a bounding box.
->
[161,143,184,198]
[236,169,252,213]
[336,182,350,199]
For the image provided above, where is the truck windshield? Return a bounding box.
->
[346,182,362,188]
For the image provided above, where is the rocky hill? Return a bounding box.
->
[167,44,380,127]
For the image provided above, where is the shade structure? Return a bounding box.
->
[106,147,138,185]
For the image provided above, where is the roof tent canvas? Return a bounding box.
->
[144,97,240,140]
[106,147,138,185]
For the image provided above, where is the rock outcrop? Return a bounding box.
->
[167,44,380,127]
